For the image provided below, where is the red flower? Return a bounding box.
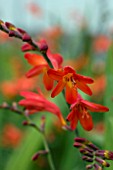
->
[67,94,109,131]
[48,66,94,104]
[24,49,63,91]
[19,88,66,126]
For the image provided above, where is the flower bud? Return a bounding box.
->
[32,150,48,161]
[82,156,93,162]
[22,120,29,126]
[80,148,93,157]
[37,39,48,52]
[5,22,16,31]
[86,164,93,169]
[22,33,32,42]
[21,43,34,52]
[74,137,87,143]
[95,157,110,167]
[86,142,99,151]
[94,163,102,170]
[73,142,84,148]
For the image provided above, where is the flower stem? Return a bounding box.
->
[42,133,56,170]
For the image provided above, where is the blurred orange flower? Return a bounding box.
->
[64,55,89,71]
[90,75,106,97]
[26,2,42,17]
[0,32,10,44]
[1,76,37,99]
[93,35,111,53]
[2,124,23,148]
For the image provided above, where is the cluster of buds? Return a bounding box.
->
[74,137,113,170]
[0,20,48,53]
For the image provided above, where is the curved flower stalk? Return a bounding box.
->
[48,66,94,104]
[67,94,109,131]
[19,88,66,127]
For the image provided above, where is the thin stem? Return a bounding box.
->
[42,133,56,170]
[22,111,56,170]
[0,103,56,170]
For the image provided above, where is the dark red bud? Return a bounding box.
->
[37,39,48,52]
[79,148,93,157]
[22,33,31,42]
[86,143,99,151]
[74,137,87,143]
[21,43,34,52]
[95,157,110,167]
[73,142,83,148]
[17,28,26,34]
[9,30,16,37]
[5,22,16,31]
[94,163,102,170]
[22,120,29,126]
[86,164,93,169]
[82,156,93,162]
[32,150,48,161]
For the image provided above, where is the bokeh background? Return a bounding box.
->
[0,0,113,170]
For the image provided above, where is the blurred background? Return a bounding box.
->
[0,0,113,170]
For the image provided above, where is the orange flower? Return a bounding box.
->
[2,124,23,148]
[1,76,37,99]
[19,88,66,126]
[67,94,109,131]
[24,50,63,91]
[48,66,94,104]
[93,35,111,53]
[26,2,42,17]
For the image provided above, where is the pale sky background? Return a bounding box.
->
[0,0,113,33]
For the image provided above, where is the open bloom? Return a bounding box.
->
[66,94,109,131]
[48,66,94,104]
[24,49,63,91]
[19,88,66,126]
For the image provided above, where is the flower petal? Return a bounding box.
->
[78,111,93,131]
[64,66,76,74]
[47,49,63,69]
[75,73,94,84]
[51,80,65,98]
[24,53,47,66]
[76,81,92,96]
[26,65,47,78]
[66,109,78,130]
[81,100,109,112]
[19,91,43,101]
[47,69,63,81]
[43,72,54,90]
[65,85,77,104]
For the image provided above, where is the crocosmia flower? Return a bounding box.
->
[48,66,94,104]
[19,88,66,126]
[24,50,63,91]
[66,94,109,131]
[24,53,53,90]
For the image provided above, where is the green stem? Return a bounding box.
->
[42,133,56,170]
[23,112,56,170]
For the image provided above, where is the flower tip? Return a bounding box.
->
[5,22,16,31]
[22,33,31,42]
[62,124,72,131]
